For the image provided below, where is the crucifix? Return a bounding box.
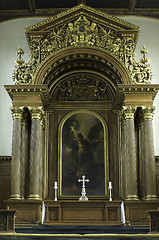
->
[78,175,89,201]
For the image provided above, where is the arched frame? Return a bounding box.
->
[58,109,109,200]
[33,46,133,86]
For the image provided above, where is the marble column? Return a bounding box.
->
[21,110,29,199]
[28,107,43,200]
[119,111,126,199]
[123,106,139,200]
[10,107,23,199]
[138,109,145,200]
[40,113,45,198]
[143,106,157,200]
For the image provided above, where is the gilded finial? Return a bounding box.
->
[140,45,149,64]
[16,47,25,65]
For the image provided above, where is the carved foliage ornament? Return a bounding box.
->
[12,16,152,86]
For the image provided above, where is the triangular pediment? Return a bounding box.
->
[25,4,139,46]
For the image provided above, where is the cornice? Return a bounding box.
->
[25,4,140,32]
[117,84,159,100]
[4,84,50,107]
[0,156,11,161]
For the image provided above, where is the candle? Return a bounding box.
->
[54,181,57,188]
[109,181,112,188]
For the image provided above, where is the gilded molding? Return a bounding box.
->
[25,4,139,34]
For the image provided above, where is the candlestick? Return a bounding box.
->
[54,181,57,188]
[54,181,58,201]
[109,181,112,188]
[108,181,113,201]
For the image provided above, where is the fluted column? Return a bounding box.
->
[10,107,23,199]
[123,106,139,200]
[21,110,29,199]
[143,106,157,200]
[28,107,43,200]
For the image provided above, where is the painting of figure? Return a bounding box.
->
[61,112,106,197]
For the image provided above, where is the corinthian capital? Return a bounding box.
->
[122,106,136,120]
[10,107,24,119]
[29,107,44,120]
[142,106,155,119]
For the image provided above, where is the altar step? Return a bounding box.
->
[16,224,149,234]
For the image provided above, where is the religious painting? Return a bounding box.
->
[59,110,108,198]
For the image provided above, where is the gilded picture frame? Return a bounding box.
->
[58,110,109,199]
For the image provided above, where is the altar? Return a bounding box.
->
[3,2,159,229]
[45,200,121,225]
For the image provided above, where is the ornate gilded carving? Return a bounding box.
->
[12,6,152,86]
[58,76,107,101]
[122,106,136,119]
[142,106,155,119]
[130,46,152,84]
[29,107,44,119]
[12,47,34,85]
[10,107,24,119]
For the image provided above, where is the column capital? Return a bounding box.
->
[29,107,44,120]
[122,106,136,119]
[142,106,155,119]
[10,107,24,119]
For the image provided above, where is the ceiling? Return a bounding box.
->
[0,0,159,22]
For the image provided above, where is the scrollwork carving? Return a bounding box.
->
[126,45,152,84]
[12,47,34,85]
[13,15,152,86]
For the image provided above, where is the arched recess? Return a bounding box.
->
[33,46,133,92]
[58,109,109,200]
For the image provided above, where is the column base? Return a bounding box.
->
[145,195,158,201]
[125,195,139,200]
[10,194,21,200]
[28,194,41,200]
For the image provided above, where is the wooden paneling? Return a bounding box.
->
[0,157,11,209]
[125,201,159,227]
[45,200,121,225]
[5,199,42,227]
